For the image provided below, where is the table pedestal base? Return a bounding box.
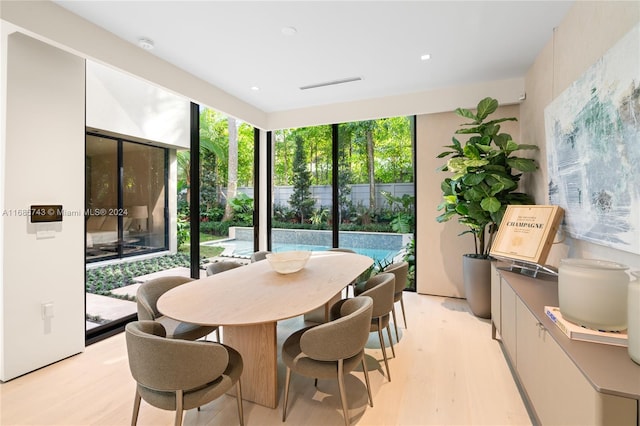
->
[223,322,278,408]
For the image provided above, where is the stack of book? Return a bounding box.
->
[544,306,628,347]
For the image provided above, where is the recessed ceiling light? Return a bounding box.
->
[281,26,297,36]
[421,53,431,61]
[138,38,154,50]
[251,86,260,92]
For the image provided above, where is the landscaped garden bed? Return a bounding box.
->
[86,253,193,296]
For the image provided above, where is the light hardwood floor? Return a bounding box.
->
[0,292,533,425]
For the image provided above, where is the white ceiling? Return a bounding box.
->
[54,1,574,114]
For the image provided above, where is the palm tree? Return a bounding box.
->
[222,116,238,221]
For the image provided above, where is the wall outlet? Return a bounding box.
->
[41,302,54,319]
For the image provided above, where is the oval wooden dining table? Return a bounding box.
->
[157,251,373,408]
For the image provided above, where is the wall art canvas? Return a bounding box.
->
[545,23,640,254]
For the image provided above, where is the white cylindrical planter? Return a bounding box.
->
[629,272,640,365]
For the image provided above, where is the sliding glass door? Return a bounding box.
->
[85,133,168,263]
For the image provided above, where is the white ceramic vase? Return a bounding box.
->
[558,258,629,331]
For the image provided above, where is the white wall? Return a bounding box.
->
[86,61,190,149]
[1,29,191,381]
[0,0,267,130]
[522,2,640,270]
[415,2,640,297]
[1,33,85,381]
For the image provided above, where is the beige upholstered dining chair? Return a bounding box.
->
[354,272,396,381]
[205,260,244,276]
[281,296,374,426]
[249,250,271,262]
[384,261,409,341]
[136,276,217,341]
[125,321,244,426]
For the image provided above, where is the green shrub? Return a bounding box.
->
[200,220,233,236]
[177,216,190,247]
[86,253,193,295]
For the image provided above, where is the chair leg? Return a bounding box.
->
[400,297,407,328]
[377,320,391,381]
[131,390,142,426]
[361,358,373,407]
[282,367,292,421]
[391,305,399,343]
[175,390,184,426]
[336,359,350,426]
[236,380,244,426]
[386,324,396,358]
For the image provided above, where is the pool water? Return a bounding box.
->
[204,239,398,265]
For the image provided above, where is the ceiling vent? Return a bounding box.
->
[300,77,362,90]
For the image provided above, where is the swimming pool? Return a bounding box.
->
[203,239,399,265]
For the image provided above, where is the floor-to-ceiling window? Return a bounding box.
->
[271,125,333,250]
[85,132,169,342]
[269,116,416,289]
[178,107,256,264]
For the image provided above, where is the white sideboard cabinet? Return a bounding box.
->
[491,263,639,425]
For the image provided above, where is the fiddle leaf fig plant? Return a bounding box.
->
[436,97,538,257]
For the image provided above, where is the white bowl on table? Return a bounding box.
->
[266,251,311,274]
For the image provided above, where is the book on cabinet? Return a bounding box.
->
[544,306,628,347]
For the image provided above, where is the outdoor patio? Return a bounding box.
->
[85,258,248,330]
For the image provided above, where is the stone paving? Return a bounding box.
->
[85,259,246,330]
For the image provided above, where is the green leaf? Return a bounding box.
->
[476,98,498,121]
[461,158,489,170]
[489,182,505,196]
[476,144,493,153]
[507,157,538,172]
[441,180,453,194]
[436,211,456,223]
[465,186,487,201]
[447,158,467,173]
[455,204,469,215]
[455,108,476,121]
[484,117,517,127]
[462,173,485,186]
[443,195,458,204]
[463,144,481,160]
[478,135,491,145]
[467,202,491,222]
[486,173,516,190]
[451,137,462,150]
[480,196,501,213]
[455,126,482,135]
[493,133,511,149]
[484,123,499,137]
[436,151,456,158]
[505,140,519,153]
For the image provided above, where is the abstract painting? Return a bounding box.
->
[545,24,640,254]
